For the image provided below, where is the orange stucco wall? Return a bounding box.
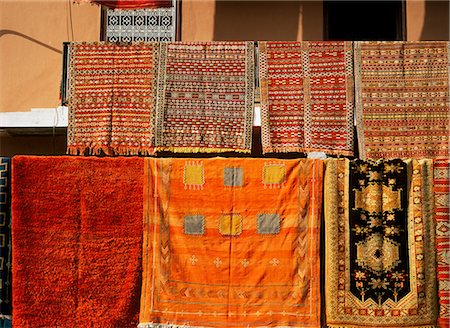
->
[406,0,449,41]
[0,0,100,113]
[181,0,323,41]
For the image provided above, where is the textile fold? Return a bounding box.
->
[11,156,144,327]
[324,158,438,328]
[354,41,450,159]
[140,157,322,327]
[259,41,355,156]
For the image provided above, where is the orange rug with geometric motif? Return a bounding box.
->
[139,158,323,327]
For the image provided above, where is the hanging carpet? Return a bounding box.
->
[354,41,450,159]
[11,156,144,327]
[258,41,355,156]
[155,42,255,153]
[324,158,438,327]
[0,158,11,318]
[67,42,159,155]
[139,157,323,327]
[434,159,450,328]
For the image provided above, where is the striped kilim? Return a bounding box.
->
[325,158,438,328]
[355,41,450,159]
[434,159,450,328]
[68,42,158,155]
[139,158,322,327]
[259,41,354,156]
[155,42,255,153]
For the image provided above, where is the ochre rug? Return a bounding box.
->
[434,159,450,328]
[67,42,158,155]
[258,41,354,156]
[139,158,323,327]
[354,41,450,159]
[0,158,11,317]
[11,156,144,327]
[155,42,255,153]
[325,158,438,328]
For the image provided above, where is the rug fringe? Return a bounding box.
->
[67,146,157,156]
[327,325,437,328]
[138,323,197,328]
[262,146,354,156]
[156,147,251,154]
[115,146,156,156]
[67,145,112,156]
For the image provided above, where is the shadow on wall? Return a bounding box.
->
[213,1,300,40]
[0,132,66,157]
[212,1,323,41]
[420,0,449,40]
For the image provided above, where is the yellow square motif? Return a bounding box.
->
[183,162,204,189]
[219,214,242,236]
[263,164,286,185]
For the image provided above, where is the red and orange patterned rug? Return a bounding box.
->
[259,41,355,156]
[155,42,255,153]
[68,42,255,155]
[139,157,323,327]
[68,42,158,156]
[12,156,143,327]
[434,159,450,328]
[355,41,450,159]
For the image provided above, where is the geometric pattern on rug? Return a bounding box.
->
[325,158,438,327]
[139,158,323,327]
[67,42,159,155]
[434,159,450,328]
[155,42,255,153]
[355,41,450,159]
[0,158,11,317]
[259,41,354,156]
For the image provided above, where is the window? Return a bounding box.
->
[324,0,405,41]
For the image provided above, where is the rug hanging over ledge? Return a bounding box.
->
[0,158,11,318]
[324,158,438,328]
[74,0,172,9]
[67,42,159,155]
[11,156,144,327]
[155,42,255,153]
[258,41,355,156]
[139,158,323,327]
[354,41,450,159]
[434,159,450,328]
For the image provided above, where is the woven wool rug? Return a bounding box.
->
[258,41,354,156]
[139,158,322,327]
[434,159,450,328]
[11,156,143,327]
[68,42,158,155]
[325,158,438,328]
[155,42,255,153]
[354,41,450,159]
[0,158,11,317]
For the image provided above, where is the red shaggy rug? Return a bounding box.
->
[11,156,144,327]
